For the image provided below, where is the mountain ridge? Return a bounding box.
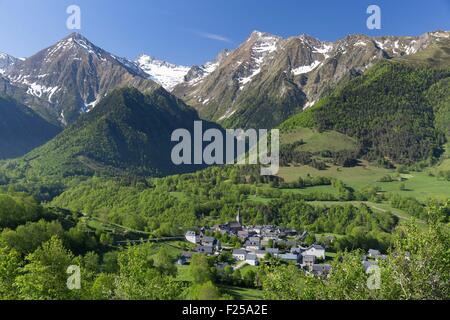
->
[278,40,450,165]
[0,94,60,159]
[173,29,450,129]
[2,32,160,125]
[7,86,220,179]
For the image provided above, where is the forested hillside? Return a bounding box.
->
[0,95,60,159]
[0,87,220,180]
[280,46,450,165]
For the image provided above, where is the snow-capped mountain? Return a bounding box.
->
[3,33,158,125]
[136,55,190,91]
[183,49,230,86]
[172,30,450,129]
[0,52,18,74]
[2,29,448,129]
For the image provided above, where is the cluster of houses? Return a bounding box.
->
[362,249,388,272]
[182,212,332,277]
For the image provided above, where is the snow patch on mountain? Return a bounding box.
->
[292,60,321,75]
[0,52,18,74]
[45,36,108,62]
[25,82,59,102]
[218,108,237,121]
[303,100,316,110]
[187,60,221,86]
[238,32,280,89]
[136,54,190,91]
[313,43,333,59]
[354,41,368,47]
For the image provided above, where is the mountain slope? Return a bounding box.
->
[279,39,450,165]
[0,95,60,159]
[136,55,190,91]
[11,87,218,178]
[3,33,159,125]
[0,52,18,74]
[173,30,450,129]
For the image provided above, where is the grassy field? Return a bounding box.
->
[141,241,189,262]
[176,265,193,282]
[281,128,359,153]
[308,200,427,229]
[219,285,264,300]
[278,164,450,201]
[176,265,264,300]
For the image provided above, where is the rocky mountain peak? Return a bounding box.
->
[2,33,157,125]
[0,52,18,74]
[172,29,450,129]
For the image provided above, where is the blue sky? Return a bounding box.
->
[0,0,449,65]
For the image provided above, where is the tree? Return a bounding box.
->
[1,219,64,255]
[380,215,450,299]
[189,254,212,284]
[217,251,233,264]
[90,273,116,300]
[153,247,177,276]
[99,232,113,246]
[15,236,80,300]
[0,193,42,229]
[0,242,22,299]
[187,281,222,300]
[101,251,119,273]
[243,269,257,288]
[261,265,307,300]
[317,251,372,300]
[114,243,181,300]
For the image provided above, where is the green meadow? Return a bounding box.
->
[278,164,450,201]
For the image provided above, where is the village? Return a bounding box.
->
[180,211,387,277]
[180,211,333,277]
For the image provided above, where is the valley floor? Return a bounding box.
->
[278,163,450,201]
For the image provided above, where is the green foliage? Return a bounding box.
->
[14,236,79,300]
[1,219,64,255]
[89,273,116,300]
[0,192,43,229]
[189,254,213,284]
[0,243,22,300]
[261,264,306,300]
[278,101,324,132]
[0,87,212,182]
[261,212,449,300]
[114,243,182,300]
[425,78,450,137]
[46,164,400,251]
[389,194,427,220]
[153,247,177,276]
[380,219,450,299]
[280,61,450,165]
[187,281,223,300]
